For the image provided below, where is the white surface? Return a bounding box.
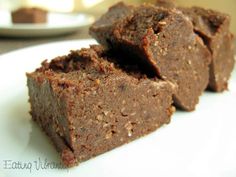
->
[0,39,236,177]
[0,10,94,37]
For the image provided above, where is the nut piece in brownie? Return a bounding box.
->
[90,3,211,111]
[26,45,175,167]
[11,7,47,24]
[180,7,235,92]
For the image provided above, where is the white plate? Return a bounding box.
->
[0,39,236,177]
[0,10,94,37]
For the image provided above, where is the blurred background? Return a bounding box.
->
[0,0,235,33]
[0,0,235,54]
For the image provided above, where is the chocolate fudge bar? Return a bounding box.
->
[180,7,235,92]
[90,3,211,111]
[155,1,235,91]
[11,7,47,24]
[27,45,175,167]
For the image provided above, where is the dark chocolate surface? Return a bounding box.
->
[27,45,175,167]
[11,7,47,24]
[90,3,211,111]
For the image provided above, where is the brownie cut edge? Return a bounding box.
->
[180,7,235,92]
[155,1,235,92]
[26,45,175,167]
[90,3,211,111]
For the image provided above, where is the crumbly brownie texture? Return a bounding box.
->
[155,1,235,92]
[90,3,211,111]
[89,2,135,47]
[180,7,235,92]
[27,45,175,167]
[11,7,47,24]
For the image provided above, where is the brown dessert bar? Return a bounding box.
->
[90,3,211,111]
[180,7,235,92]
[155,1,235,91]
[27,45,175,167]
[11,7,47,24]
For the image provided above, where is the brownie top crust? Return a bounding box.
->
[180,7,230,38]
[90,3,182,48]
[90,3,211,111]
[12,7,47,17]
[156,0,176,8]
[27,44,175,167]
[155,0,231,37]
[31,45,174,92]
[92,2,135,28]
[13,7,47,13]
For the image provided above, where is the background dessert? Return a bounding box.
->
[11,7,47,24]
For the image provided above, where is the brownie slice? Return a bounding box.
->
[155,1,235,92]
[180,7,235,92]
[27,45,175,167]
[90,3,211,111]
[11,7,47,24]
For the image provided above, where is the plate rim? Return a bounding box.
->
[0,39,236,177]
[0,12,95,37]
